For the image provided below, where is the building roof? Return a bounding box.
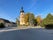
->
[0,18,10,23]
[0,18,16,24]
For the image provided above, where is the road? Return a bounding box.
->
[0,28,53,40]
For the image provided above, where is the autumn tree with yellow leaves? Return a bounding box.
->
[24,13,37,26]
[36,16,42,26]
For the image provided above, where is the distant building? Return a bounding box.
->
[0,18,16,27]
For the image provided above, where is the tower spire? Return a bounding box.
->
[20,7,24,13]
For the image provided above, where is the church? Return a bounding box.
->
[16,7,26,26]
[20,7,25,25]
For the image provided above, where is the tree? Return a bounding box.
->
[41,13,53,27]
[33,19,37,26]
[24,12,37,26]
[36,16,42,26]
[16,18,20,26]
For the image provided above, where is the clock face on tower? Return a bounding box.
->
[21,12,24,15]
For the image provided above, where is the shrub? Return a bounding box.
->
[0,23,5,28]
[45,24,53,29]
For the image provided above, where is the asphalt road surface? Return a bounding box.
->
[0,28,53,40]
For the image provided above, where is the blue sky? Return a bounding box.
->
[0,0,53,22]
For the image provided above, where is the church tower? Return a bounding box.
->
[20,7,25,25]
